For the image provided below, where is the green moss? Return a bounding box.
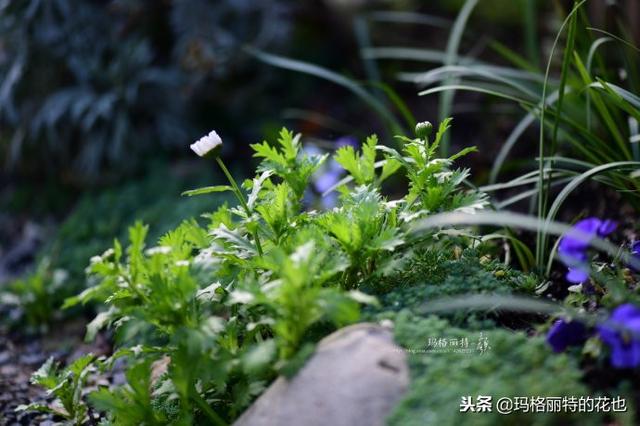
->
[388,311,605,426]
[364,249,537,327]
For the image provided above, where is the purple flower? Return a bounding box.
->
[320,192,339,210]
[628,241,640,271]
[307,136,359,209]
[557,218,617,283]
[546,319,589,352]
[316,136,358,192]
[312,159,343,208]
[314,168,342,194]
[597,303,640,368]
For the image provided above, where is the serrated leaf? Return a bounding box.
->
[85,310,113,342]
[448,145,477,162]
[379,158,402,182]
[247,170,274,209]
[30,357,59,389]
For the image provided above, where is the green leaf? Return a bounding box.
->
[30,357,59,389]
[334,135,378,185]
[85,309,113,342]
[448,146,477,162]
[251,140,288,168]
[242,340,277,375]
[181,185,233,197]
[379,158,402,182]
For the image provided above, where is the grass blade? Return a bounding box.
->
[535,0,588,268]
[586,37,614,130]
[419,84,534,106]
[439,0,479,156]
[362,47,475,64]
[367,11,452,28]
[542,161,640,260]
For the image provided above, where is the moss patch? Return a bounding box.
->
[387,311,607,426]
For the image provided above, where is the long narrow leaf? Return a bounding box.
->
[535,0,588,267]
[542,161,640,252]
[439,0,479,155]
[182,186,233,197]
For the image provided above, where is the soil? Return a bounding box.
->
[0,320,114,425]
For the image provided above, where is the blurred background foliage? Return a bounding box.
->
[0,0,291,183]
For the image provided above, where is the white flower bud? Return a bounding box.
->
[415,121,433,139]
[190,130,223,157]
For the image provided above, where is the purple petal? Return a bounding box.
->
[559,250,588,265]
[558,251,589,283]
[607,340,640,368]
[328,158,344,173]
[628,241,640,269]
[321,192,339,209]
[627,241,640,271]
[303,145,323,157]
[314,170,341,193]
[566,267,590,284]
[546,319,589,352]
[558,218,602,253]
[597,303,640,368]
[597,219,617,237]
[610,303,640,324]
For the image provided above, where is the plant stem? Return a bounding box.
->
[215,157,264,256]
[123,274,149,304]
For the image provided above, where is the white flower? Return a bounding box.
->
[190,130,223,157]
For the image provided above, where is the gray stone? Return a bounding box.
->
[234,322,409,426]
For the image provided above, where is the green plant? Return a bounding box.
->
[21,120,488,423]
[89,359,177,425]
[367,248,536,308]
[2,258,68,330]
[16,355,97,425]
[361,1,640,273]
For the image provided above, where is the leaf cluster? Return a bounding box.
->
[25,121,489,424]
